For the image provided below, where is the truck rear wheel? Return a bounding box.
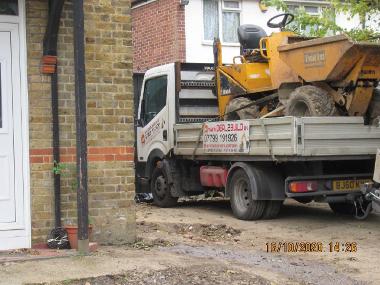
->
[224,97,259,120]
[328,202,355,215]
[151,166,178,208]
[230,169,266,220]
[285,85,336,116]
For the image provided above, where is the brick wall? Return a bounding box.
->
[26,0,136,244]
[132,0,186,73]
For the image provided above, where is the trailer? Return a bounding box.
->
[135,62,380,220]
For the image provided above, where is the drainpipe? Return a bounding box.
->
[42,0,65,229]
[73,0,89,254]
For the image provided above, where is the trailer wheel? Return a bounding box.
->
[262,200,283,219]
[230,169,266,220]
[224,97,260,120]
[367,88,380,125]
[151,166,178,208]
[285,86,336,116]
[328,202,355,215]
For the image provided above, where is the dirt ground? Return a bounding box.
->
[1,199,380,285]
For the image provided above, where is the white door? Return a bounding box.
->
[0,23,29,250]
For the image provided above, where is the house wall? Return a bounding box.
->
[184,0,367,65]
[185,0,279,64]
[132,0,186,73]
[26,0,136,244]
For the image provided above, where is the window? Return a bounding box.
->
[141,76,167,125]
[287,2,324,16]
[0,0,18,16]
[203,0,241,43]
[286,2,332,35]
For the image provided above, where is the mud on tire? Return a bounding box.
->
[224,97,260,120]
[285,85,336,116]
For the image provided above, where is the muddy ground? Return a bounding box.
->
[2,199,380,285]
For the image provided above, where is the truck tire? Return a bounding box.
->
[328,202,355,215]
[224,97,260,120]
[262,200,283,219]
[151,166,178,208]
[285,85,336,116]
[367,88,380,125]
[230,169,266,220]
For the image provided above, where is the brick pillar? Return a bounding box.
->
[27,0,136,244]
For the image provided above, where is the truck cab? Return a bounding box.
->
[136,63,216,193]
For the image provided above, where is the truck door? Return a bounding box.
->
[137,74,170,162]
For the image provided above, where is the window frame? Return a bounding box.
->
[202,0,242,46]
[285,1,330,16]
[140,75,168,126]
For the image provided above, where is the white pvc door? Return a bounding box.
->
[0,23,28,250]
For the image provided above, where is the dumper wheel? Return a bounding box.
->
[224,97,260,120]
[367,88,380,125]
[285,86,336,116]
[151,166,178,208]
[328,202,355,215]
[262,200,283,219]
[230,169,266,220]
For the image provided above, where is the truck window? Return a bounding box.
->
[141,76,168,125]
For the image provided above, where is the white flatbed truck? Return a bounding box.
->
[135,62,380,220]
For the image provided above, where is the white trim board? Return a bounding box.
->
[0,0,31,250]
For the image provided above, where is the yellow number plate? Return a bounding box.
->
[332,179,371,191]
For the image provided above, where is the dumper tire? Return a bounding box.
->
[224,97,260,120]
[328,202,355,216]
[285,85,336,116]
[262,200,283,219]
[151,166,178,208]
[230,169,266,220]
[367,88,380,125]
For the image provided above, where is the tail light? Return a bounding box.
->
[289,181,318,193]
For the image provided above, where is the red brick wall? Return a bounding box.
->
[132,0,186,73]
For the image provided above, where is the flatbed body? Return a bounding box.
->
[174,116,380,161]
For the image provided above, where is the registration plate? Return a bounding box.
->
[332,179,371,191]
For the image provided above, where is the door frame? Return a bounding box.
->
[0,0,31,249]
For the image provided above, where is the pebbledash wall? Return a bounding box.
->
[26,0,136,244]
[131,0,186,73]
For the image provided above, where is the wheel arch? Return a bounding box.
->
[145,149,165,179]
[226,162,285,200]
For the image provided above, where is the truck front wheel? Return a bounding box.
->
[151,166,178,208]
[230,169,266,220]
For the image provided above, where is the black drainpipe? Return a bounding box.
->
[43,0,65,229]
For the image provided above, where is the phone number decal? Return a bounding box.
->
[203,121,250,154]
